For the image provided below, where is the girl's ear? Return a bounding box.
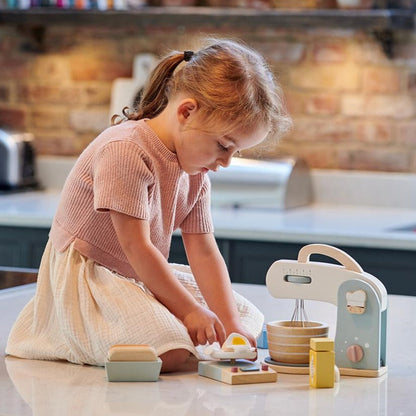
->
[177,98,198,123]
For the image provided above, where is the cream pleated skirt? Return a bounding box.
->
[6,240,264,366]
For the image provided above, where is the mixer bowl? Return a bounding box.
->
[266,320,329,364]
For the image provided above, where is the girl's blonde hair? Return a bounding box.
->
[114,38,292,138]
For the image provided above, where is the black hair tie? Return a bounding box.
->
[183,50,194,62]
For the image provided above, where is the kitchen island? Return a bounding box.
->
[1,159,416,294]
[1,186,416,295]
[0,280,415,416]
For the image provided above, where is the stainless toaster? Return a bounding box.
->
[0,129,38,190]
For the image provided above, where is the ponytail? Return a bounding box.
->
[138,52,185,119]
[111,52,185,125]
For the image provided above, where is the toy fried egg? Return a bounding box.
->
[222,333,251,352]
[205,332,256,360]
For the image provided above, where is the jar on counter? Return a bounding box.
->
[147,0,198,5]
[206,0,273,7]
[336,0,374,8]
[272,0,337,8]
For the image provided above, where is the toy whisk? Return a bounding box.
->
[290,298,309,327]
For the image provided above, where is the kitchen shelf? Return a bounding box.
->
[0,7,414,30]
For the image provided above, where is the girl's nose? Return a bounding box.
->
[218,153,233,168]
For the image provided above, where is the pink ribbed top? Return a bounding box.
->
[49,120,213,279]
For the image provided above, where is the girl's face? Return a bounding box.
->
[173,100,269,176]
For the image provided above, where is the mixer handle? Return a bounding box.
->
[298,244,364,273]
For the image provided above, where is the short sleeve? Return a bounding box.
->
[92,140,154,219]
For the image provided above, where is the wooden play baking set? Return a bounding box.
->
[106,243,387,385]
[265,243,387,378]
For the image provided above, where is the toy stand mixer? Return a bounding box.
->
[265,244,388,377]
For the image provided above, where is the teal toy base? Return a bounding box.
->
[105,359,162,382]
[257,325,268,349]
[198,359,277,385]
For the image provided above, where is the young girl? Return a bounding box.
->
[6,38,291,372]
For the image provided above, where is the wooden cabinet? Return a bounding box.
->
[1,227,414,295]
[170,236,416,296]
[0,226,49,269]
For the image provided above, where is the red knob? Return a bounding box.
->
[346,344,364,362]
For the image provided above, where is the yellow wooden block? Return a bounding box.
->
[309,349,335,388]
[310,337,335,388]
[310,337,334,351]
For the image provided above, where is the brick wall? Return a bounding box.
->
[1,22,416,172]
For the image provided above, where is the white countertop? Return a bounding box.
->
[1,190,416,251]
[1,159,416,250]
[211,204,416,250]
[0,190,59,228]
[1,282,415,416]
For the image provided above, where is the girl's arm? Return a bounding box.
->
[110,210,226,346]
[182,232,257,347]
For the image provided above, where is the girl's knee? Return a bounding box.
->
[159,348,191,373]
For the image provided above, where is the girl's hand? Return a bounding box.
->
[183,307,226,346]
